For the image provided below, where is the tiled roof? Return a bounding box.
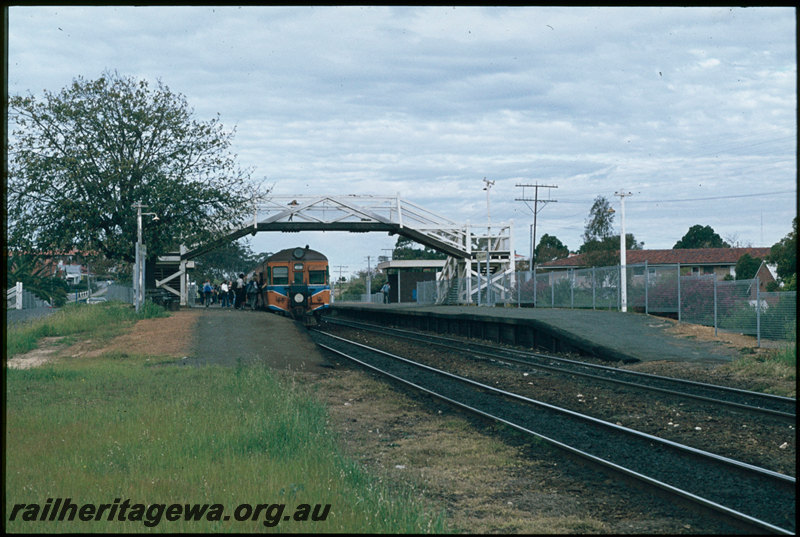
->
[539,247,772,268]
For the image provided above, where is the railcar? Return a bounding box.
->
[255,246,331,321]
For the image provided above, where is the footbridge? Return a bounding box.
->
[155,195,514,306]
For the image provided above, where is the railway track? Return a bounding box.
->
[310,328,796,534]
[323,317,796,420]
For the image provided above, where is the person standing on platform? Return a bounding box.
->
[202,279,213,307]
[235,273,246,309]
[219,280,229,308]
[381,281,391,304]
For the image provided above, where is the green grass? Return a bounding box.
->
[5,306,448,533]
[722,343,796,396]
[6,301,168,358]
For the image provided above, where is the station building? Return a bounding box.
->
[376,259,446,303]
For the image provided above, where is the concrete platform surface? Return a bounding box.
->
[331,303,742,364]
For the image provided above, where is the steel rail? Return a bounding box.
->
[314,330,794,534]
[324,317,796,419]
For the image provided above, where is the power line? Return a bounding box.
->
[515,183,558,268]
[556,189,795,205]
[632,190,796,204]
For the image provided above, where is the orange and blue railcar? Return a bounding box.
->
[255,246,330,321]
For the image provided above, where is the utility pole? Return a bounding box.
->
[615,190,633,313]
[365,256,372,299]
[132,202,158,312]
[516,183,557,308]
[332,265,348,302]
[333,265,348,282]
[515,183,558,272]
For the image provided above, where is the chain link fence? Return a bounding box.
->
[105,283,135,303]
[416,263,796,345]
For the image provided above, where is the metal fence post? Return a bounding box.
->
[551,275,555,307]
[477,258,482,306]
[592,267,596,310]
[756,277,761,347]
[16,282,23,310]
[644,260,649,315]
[677,263,681,323]
[570,269,574,309]
[713,276,718,336]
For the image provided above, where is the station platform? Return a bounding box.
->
[329,303,741,364]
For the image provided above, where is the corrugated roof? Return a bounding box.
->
[539,247,772,268]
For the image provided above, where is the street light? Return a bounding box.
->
[482,177,495,233]
[614,191,632,312]
[133,202,158,312]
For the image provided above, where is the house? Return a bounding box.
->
[7,249,112,286]
[61,263,85,285]
[538,247,777,290]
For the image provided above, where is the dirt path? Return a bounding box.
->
[189,307,331,372]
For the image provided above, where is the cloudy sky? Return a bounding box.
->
[7,6,797,276]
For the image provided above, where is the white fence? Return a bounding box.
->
[7,282,138,310]
[6,282,52,310]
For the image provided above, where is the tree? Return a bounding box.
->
[735,253,762,281]
[673,225,730,249]
[7,72,268,265]
[6,252,70,307]
[534,234,569,264]
[338,269,386,300]
[193,239,264,283]
[582,196,615,244]
[768,217,797,281]
[392,236,447,260]
[578,233,644,268]
[577,196,643,268]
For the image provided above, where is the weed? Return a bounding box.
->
[6,301,167,358]
[5,305,448,533]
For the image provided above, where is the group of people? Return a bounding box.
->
[200,273,262,310]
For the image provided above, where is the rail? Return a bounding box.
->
[312,329,795,534]
[324,317,796,419]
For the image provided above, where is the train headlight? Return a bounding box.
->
[293,293,305,304]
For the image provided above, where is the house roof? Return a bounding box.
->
[539,247,772,269]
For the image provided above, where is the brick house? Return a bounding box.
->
[538,247,777,290]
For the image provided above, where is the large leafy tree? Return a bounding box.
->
[735,253,762,281]
[7,72,267,264]
[193,239,265,283]
[582,195,615,244]
[392,236,447,260]
[534,234,569,264]
[673,224,730,249]
[578,196,643,267]
[6,252,70,307]
[578,234,644,268]
[768,217,796,280]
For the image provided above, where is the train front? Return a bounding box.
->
[261,246,330,320]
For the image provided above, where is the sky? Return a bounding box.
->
[7,6,797,278]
